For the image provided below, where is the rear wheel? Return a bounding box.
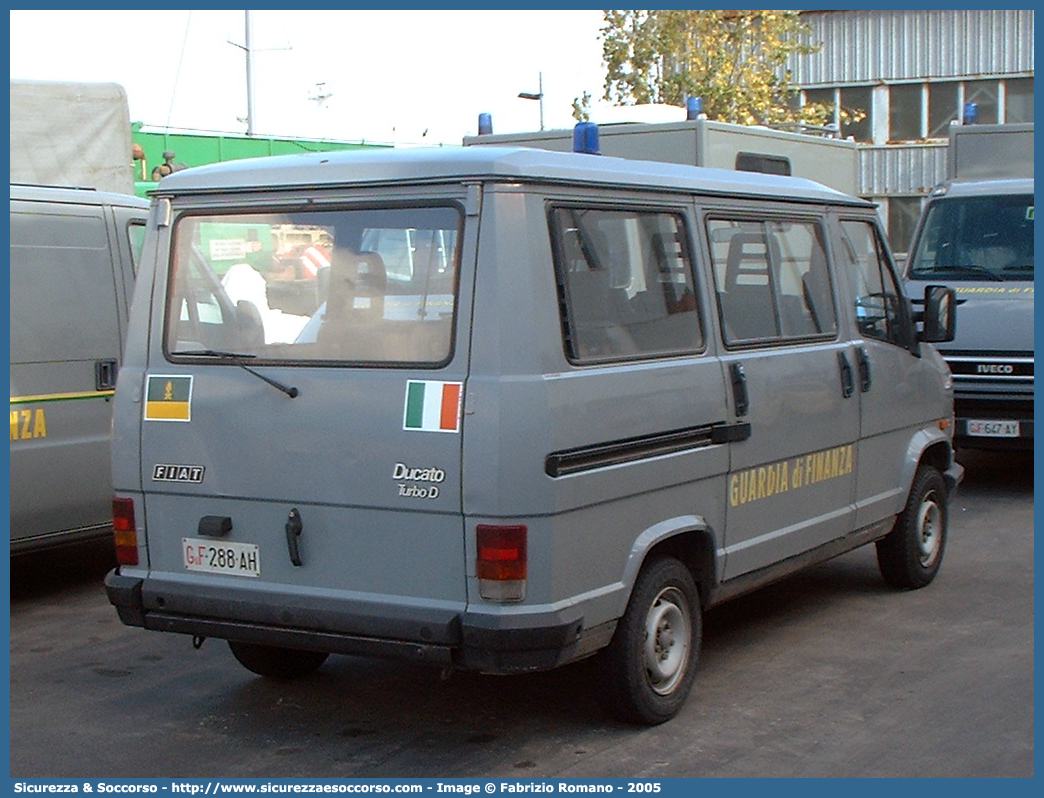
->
[594,557,701,725]
[876,465,948,589]
[227,641,329,679]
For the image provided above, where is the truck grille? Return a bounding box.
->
[940,351,1034,383]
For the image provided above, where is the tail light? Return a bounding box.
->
[476,524,527,602]
[113,497,139,565]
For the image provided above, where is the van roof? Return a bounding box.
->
[938,177,1034,198]
[10,182,149,208]
[151,146,870,207]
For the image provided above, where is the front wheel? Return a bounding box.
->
[593,557,701,725]
[227,640,329,679]
[876,465,948,589]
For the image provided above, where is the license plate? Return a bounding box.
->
[966,419,1020,438]
[183,537,260,577]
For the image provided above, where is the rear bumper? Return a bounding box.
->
[105,570,594,673]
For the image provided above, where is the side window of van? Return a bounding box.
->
[838,220,910,348]
[550,207,702,363]
[127,221,147,274]
[707,218,836,345]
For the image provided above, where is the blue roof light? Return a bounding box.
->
[572,122,601,155]
[686,97,703,120]
[478,113,493,136]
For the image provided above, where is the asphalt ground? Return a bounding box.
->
[8,448,1034,778]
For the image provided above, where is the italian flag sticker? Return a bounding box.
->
[403,380,463,433]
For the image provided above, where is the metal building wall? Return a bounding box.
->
[793,9,1035,86]
[789,7,1033,240]
[858,143,948,197]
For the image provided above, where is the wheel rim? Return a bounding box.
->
[916,490,943,568]
[642,587,691,696]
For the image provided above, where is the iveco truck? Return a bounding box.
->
[904,122,1033,450]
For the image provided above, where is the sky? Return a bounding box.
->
[9,9,622,147]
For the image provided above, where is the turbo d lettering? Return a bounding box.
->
[398,484,441,499]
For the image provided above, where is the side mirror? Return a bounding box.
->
[920,285,956,343]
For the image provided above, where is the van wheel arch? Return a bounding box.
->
[623,525,716,613]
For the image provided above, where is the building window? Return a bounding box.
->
[964,80,999,124]
[839,86,872,143]
[804,87,837,130]
[1005,78,1034,123]
[928,82,960,138]
[890,83,924,142]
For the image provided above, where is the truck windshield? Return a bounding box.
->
[165,206,461,366]
[907,194,1034,282]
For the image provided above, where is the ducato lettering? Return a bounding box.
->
[392,462,446,483]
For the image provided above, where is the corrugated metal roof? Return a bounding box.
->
[858,143,948,196]
[794,10,1034,85]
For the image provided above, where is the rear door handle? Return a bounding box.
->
[95,359,118,391]
[837,351,855,399]
[285,507,303,567]
[856,346,872,393]
[730,362,749,417]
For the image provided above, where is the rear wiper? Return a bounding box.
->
[171,349,299,399]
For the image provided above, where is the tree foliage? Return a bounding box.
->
[598,10,862,129]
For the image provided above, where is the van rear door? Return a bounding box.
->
[136,197,473,637]
[10,196,132,550]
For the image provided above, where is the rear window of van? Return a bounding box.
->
[165,206,462,366]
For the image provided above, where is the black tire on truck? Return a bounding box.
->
[593,556,701,725]
[876,464,948,589]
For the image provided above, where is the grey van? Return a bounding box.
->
[105,146,960,724]
[10,184,149,553]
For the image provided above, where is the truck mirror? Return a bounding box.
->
[920,285,956,343]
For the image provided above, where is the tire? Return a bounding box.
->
[876,465,948,589]
[227,641,329,679]
[593,557,701,725]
